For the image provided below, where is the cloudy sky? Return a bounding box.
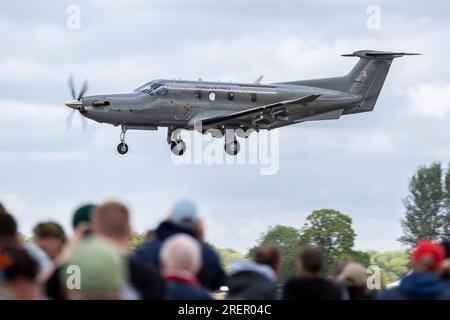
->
[1,0,449,253]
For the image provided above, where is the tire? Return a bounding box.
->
[225,139,240,156]
[117,142,129,155]
[171,139,186,156]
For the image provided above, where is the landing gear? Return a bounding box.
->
[117,126,129,155]
[171,140,186,156]
[225,139,240,156]
[168,126,186,156]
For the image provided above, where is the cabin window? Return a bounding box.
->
[209,92,216,101]
[227,92,235,101]
[250,93,257,102]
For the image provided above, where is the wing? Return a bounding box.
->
[198,94,320,127]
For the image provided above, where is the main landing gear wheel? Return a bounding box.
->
[225,139,240,156]
[171,139,186,156]
[117,142,129,155]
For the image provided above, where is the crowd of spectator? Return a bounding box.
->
[1,199,450,300]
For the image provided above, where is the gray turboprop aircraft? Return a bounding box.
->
[65,50,418,156]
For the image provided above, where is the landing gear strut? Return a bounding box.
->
[168,126,186,156]
[117,126,129,155]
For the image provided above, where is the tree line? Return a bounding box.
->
[128,162,450,285]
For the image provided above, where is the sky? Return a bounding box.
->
[1,0,450,253]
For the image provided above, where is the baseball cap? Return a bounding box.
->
[170,199,199,226]
[72,204,96,229]
[412,240,445,271]
[61,238,127,293]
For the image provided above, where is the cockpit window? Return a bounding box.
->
[135,81,168,96]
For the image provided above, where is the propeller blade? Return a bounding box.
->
[78,79,88,101]
[68,76,76,100]
[66,109,76,131]
[80,113,88,132]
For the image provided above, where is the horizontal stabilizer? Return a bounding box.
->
[342,50,421,59]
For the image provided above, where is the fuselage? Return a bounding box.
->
[80,79,362,130]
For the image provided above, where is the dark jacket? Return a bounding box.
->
[283,277,342,300]
[378,273,450,300]
[128,256,166,300]
[133,221,227,291]
[165,275,212,300]
[227,261,277,300]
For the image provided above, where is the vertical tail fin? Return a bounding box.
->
[342,50,421,111]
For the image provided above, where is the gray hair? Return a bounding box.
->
[160,234,202,274]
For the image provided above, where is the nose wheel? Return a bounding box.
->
[117,126,129,155]
[168,126,186,156]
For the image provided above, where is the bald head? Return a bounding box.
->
[92,202,130,239]
[160,234,202,275]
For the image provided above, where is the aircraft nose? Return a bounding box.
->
[65,99,83,110]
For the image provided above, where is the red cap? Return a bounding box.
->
[412,240,445,270]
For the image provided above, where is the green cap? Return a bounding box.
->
[72,204,96,229]
[62,238,127,293]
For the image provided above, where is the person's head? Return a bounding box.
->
[0,202,5,213]
[170,199,199,232]
[438,259,450,281]
[329,258,351,282]
[440,241,450,259]
[72,203,96,233]
[337,262,369,299]
[144,229,156,243]
[33,221,67,261]
[254,245,281,276]
[61,238,127,300]
[160,234,202,278]
[297,245,324,277]
[91,201,131,245]
[411,240,445,273]
[0,246,41,299]
[0,212,19,246]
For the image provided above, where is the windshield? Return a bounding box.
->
[135,81,167,95]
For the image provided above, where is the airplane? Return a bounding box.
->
[65,50,419,156]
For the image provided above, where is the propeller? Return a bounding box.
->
[65,76,89,131]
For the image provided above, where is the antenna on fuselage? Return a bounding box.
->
[255,75,264,84]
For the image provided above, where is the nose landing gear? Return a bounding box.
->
[168,126,186,156]
[117,126,129,155]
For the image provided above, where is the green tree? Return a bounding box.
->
[248,225,302,282]
[400,162,446,246]
[301,209,356,269]
[210,246,246,270]
[129,231,145,251]
[443,163,450,238]
[369,250,409,285]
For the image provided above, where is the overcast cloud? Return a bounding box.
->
[1,0,450,253]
